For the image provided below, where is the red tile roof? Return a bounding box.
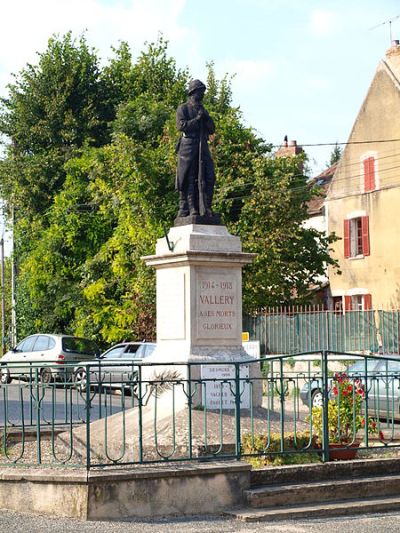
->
[307,163,337,215]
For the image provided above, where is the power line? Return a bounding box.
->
[215,161,400,206]
[271,138,400,149]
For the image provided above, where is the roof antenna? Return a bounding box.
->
[369,14,400,43]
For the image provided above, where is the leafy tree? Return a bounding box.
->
[238,154,339,309]
[328,143,342,166]
[0,33,110,218]
[0,34,339,345]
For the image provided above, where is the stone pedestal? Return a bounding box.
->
[142,224,262,406]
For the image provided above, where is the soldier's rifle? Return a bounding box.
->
[198,114,206,216]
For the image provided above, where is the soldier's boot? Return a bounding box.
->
[178,193,189,217]
[187,194,199,216]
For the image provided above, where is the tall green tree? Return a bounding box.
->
[0,34,339,345]
[0,33,110,219]
[238,155,338,309]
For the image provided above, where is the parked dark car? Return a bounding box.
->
[300,356,400,418]
[73,341,156,392]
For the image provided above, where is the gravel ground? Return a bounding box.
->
[3,403,310,466]
[1,509,400,532]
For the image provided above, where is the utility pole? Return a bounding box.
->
[10,206,16,347]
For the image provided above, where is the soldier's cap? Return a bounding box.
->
[188,79,206,95]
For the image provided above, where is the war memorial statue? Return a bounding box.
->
[175,79,221,225]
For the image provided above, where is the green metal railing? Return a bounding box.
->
[244,307,400,354]
[1,352,400,469]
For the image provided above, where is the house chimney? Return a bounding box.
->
[276,138,303,157]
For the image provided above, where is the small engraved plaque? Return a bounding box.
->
[201,364,250,409]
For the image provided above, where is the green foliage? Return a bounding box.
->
[238,155,339,309]
[310,372,377,444]
[0,33,109,217]
[242,431,320,466]
[0,33,340,346]
[286,357,296,369]
[328,143,342,166]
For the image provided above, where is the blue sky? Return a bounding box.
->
[0,0,399,175]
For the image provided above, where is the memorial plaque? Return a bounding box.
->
[196,272,238,339]
[201,364,250,409]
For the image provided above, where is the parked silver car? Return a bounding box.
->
[300,356,400,418]
[0,334,100,384]
[73,341,156,393]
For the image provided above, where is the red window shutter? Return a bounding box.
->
[363,157,375,192]
[344,296,352,311]
[364,294,372,310]
[344,219,351,258]
[361,216,370,256]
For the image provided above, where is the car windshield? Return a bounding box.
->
[347,359,380,374]
[103,346,126,359]
[62,337,99,356]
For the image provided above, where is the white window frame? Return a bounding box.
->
[345,211,367,259]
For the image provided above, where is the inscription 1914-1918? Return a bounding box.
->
[197,275,237,338]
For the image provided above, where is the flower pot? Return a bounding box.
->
[328,441,360,461]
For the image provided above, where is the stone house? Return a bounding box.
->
[326,41,400,311]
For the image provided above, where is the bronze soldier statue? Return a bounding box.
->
[175,79,219,222]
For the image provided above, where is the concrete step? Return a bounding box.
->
[226,496,400,522]
[250,457,400,487]
[245,474,400,508]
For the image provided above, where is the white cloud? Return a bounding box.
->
[219,58,275,92]
[0,0,189,93]
[310,9,339,37]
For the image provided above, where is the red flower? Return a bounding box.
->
[342,390,349,397]
[332,386,338,396]
[347,384,353,392]
[371,421,376,429]
[361,418,366,427]
[379,430,384,440]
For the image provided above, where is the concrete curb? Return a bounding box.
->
[0,461,252,520]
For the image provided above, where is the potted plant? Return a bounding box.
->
[310,372,377,459]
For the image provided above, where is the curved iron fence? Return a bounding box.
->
[0,352,400,469]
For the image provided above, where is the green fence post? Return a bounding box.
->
[235,363,241,460]
[35,367,41,465]
[85,364,91,471]
[279,358,285,452]
[138,365,143,463]
[321,350,330,462]
[187,363,193,460]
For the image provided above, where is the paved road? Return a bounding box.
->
[0,382,127,427]
[1,510,400,532]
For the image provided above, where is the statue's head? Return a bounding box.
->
[188,79,206,102]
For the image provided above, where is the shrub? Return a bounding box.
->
[241,431,320,466]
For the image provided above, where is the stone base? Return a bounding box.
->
[174,213,222,226]
[0,462,251,520]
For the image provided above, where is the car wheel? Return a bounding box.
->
[127,372,138,397]
[40,368,53,384]
[0,367,11,384]
[311,389,323,408]
[74,368,87,391]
